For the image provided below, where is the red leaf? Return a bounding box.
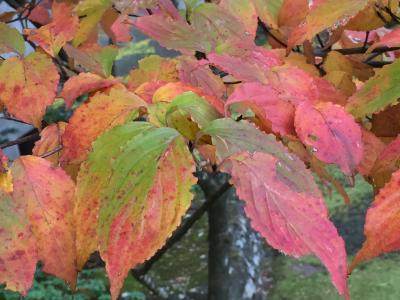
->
[220,151,349,299]
[350,169,400,271]
[294,102,363,174]
[226,82,295,135]
[0,191,38,295]
[101,9,132,43]
[178,58,226,99]
[11,156,77,288]
[60,73,118,108]
[207,47,283,83]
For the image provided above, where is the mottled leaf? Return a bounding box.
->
[61,88,146,164]
[220,151,349,299]
[11,156,77,287]
[294,102,363,174]
[346,58,400,118]
[0,52,59,127]
[0,191,38,295]
[75,122,154,269]
[97,127,196,299]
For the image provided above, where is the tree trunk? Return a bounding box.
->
[200,173,271,300]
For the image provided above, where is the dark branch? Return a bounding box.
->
[315,46,400,57]
[0,133,39,149]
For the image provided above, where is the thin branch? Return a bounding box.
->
[316,34,324,48]
[363,31,370,49]
[40,145,63,158]
[0,132,39,149]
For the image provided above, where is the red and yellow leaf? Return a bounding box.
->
[32,122,67,165]
[0,191,38,295]
[11,156,77,287]
[61,88,146,164]
[97,127,196,299]
[0,52,59,127]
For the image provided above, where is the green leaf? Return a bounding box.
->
[95,125,196,299]
[0,22,25,55]
[75,122,155,269]
[346,58,400,118]
[166,91,220,129]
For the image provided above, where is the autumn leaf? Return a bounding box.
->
[0,52,59,128]
[0,22,25,55]
[200,118,320,195]
[288,0,370,49]
[25,1,79,56]
[63,43,118,77]
[101,8,132,43]
[350,169,400,272]
[11,156,77,288]
[97,126,196,299]
[200,118,349,298]
[127,55,178,91]
[178,57,226,99]
[73,0,111,47]
[75,122,155,269]
[226,82,295,136]
[294,102,363,175]
[347,58,400,119]
[221,152,349,299]
[357,129,385,176]
[60,72,118,108]
[207,47,283,84]
[61,88,146,164]
[152,82,224,115]
[370,135,400,189]
[32,122,67,165]
[0,191,38,295]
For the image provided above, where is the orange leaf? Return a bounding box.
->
[32,122,67,165]
[0,52,59,127]
[61,88,146,164]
